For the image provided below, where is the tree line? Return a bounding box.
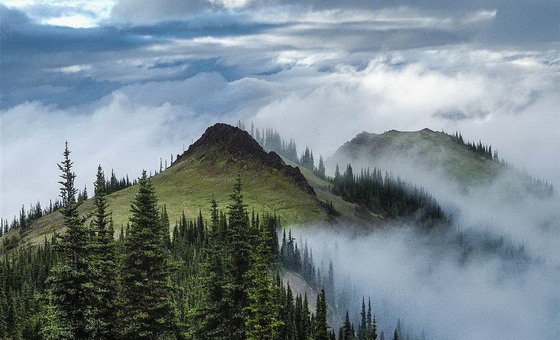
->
[331,164,447,227]
[238,122,327,180]
[0,170,134,240]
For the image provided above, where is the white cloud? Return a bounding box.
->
[0,93,212,220]
[4,0,115,27]
[299,225,560,339]
[55,64,93,73]
[45,14,97,28]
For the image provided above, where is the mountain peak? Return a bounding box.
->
[176,123,261,162]
[173,123,316,195]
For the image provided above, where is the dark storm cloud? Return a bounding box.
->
[110,0,213,24]
[0,6,151,56]
[0,5,148,108]
[484,3,560,45]
[0,5,282,108]
[126,20,285,40]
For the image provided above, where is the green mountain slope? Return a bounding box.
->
[328,128,503,186]
[3,124,329,252]
[327,128,553,207]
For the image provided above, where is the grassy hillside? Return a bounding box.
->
[282,158,382,224]
[1,125,329,253]
[329,128,503,186]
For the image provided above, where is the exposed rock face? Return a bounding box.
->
[173,123,316,195]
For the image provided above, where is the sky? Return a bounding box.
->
[1,0,559,220]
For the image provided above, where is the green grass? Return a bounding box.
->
[363,129,502,186]
[282,158,381,223]
[1,148,329,253]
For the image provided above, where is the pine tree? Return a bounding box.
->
[316,156,326,180]
[89,165,118,340]
[222,176,253,340]
[357,297,367,340]
[369,315,377,340]
[0,282,7,338]
[341,310,354,340]
[366,298,372,335]
[392,328,399,340]
[314,288,329,340]
[325,261,336,309]
[43,142,94,339]
[120,170,177,339]
[39,292,73,340]
[193,199,229,339]
[245,227,282,340]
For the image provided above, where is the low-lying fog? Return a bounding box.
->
[299,159,560,339]
[298,222,559,339]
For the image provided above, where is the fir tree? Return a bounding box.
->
[39,292,73,340]
[341,310,354,340]
[366,298,372,335]
[244,226,282,340]
[88,165,118,340]
[120,170,177,339]
[314,288,329,340]
[379,330,385,340]
[194,199,229,339]
[316,156,326,180]
[43,142,94,339]
[223,176,253,340]
[369,315,377,340]
[357,297,367,340]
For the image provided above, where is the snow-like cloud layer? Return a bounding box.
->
[299,224,560,340]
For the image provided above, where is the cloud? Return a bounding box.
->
[2,46,559,220]
[0,0,115,27]
[250,49,560,183]
[297,224,560,339]
[4,0,556,111]
[110,0,213,24]
[0,93,208,220]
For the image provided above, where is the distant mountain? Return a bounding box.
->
[327,128,552,197]
[3,123,329,252]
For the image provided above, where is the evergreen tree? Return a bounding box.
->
[325,261,336,309]
[43,142,94,339]
[120,170,177,339]
[316,156,326,180]
[392,328,399,340]
[193,199,229,339]
[39,292,73,340]
[366,298,372,335]
[357,298,367,340]
[0,282,7,338]
[88,165,118,340]
[379,330,385,340]
[340,310,354,340]
[244,226,281,340]
[369,315,377,340]
[223,176,253,340]
[314,288,329,340]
